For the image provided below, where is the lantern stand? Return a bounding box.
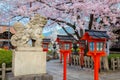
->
[81,30,109,80]
[87,41,103,80]
[56,37,71,80]
[93,54,100,80]
[60,50,71,80]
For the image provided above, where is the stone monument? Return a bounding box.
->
[7,14,53,80]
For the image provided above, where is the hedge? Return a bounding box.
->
[0,48,12,68]
[108,53,120,59]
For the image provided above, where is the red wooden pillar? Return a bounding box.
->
[68,53,71,65]
[68,43,72,64]
[93,55,100,80]
[79,49,84,68]
[63,53,68,80]
[60,50,70,80]
[60,42,64,63]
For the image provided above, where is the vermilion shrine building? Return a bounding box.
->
[0,25,15,49]
[42,38,51,52]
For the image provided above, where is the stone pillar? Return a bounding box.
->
[12,47,46,76]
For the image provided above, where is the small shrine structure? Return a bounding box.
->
[42,38,51,52]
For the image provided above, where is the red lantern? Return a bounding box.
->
[82,30,109,80]
[56,35,72,80]
[56,35,73,63]
[42,38,51,52]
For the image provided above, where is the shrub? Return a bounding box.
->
[0,49,12,68]
[107,53,120,68]
[108,53,120,60]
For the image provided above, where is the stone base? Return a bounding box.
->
[12,47,46,76]
[6,72,53,80]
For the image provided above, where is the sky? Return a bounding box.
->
[43,25,74,37]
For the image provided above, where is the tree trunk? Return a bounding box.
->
[88,14,109,71]
[101,56,109,71]
[88,14,94,30]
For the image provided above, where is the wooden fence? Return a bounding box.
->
[84,56,94,68]
[111,57,120,71]
[0,63,12,80]
[69,55,99,69]
[69,55,120,71]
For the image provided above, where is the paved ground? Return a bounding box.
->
[47,60,120,80]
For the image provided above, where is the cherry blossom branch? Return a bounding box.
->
[57,23,78,41]
[36,0,66,12]
[48,17,74,27]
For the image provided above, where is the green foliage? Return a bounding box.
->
[0,49,12,68]
[108,53,120,59]
[47,50,52,55]
[71,48,80,52]
[107,53,120,69]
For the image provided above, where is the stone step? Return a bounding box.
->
[6,72,53,80]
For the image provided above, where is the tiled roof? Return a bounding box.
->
[0,39,10,42]
[57,35,74,41]
[0,26,15,34]
[85,30,109,39]
[42,38,51,42]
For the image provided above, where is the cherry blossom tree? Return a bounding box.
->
[0,0,120,43]
[1,0,120,71]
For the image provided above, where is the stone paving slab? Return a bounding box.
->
[47,60,120,80]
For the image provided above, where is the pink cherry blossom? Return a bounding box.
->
[0,0,120,46]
